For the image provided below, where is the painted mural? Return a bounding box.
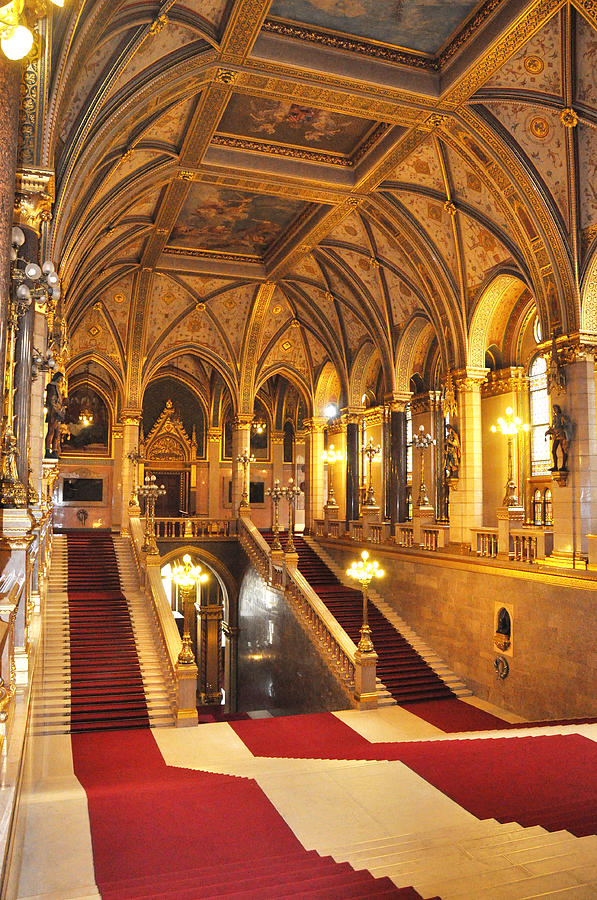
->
[268,0,482,54]
[217,94,375,155]
[169,184,307,255]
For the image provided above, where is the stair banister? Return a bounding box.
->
[129,516,198,726]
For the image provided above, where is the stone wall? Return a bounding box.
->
[318,540,597,721]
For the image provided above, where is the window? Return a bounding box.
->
[533,489,543,525]
[544,488,553,525]
[529,356,551,476]
[406,403,412,479]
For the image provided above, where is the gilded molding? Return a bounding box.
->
[13,168,55,235]
[481,367,527,397]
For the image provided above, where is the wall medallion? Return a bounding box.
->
[529,116,550,140]
[524,56,544,74]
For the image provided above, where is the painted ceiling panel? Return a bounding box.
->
[267,0,483,55]
[389,137,444,193]
[217,93,377,156]
[305,331,329,371]
[169,183,308,257]
[259,289,294,352]
[325,212,372,248]
[176,0,231,31]
[207,283,260,360]
[259,322,309,382]
[398,191,459,282]
[331,246,388,321]
[339,303,369,356]
[96,273,135,349]
[144,273,196,353]
[577,124,597,244]
[575,13,597,110]
[176,273,238,299]
[107,22,202,100]
[365,220,424,290]
[459,212,514,296]
[381,265,425,329]
[71,305,122,370]
[287,279,342,339]
[96,149,167,208]
[159,306,233,363]
[141,96,199,149]
[487,102,569,228]
[444,143,510,234]
[483,12,562,95]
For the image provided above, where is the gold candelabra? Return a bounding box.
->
[172,554,208,666]
[127,446,143,507]
[236,449,255,510]
[491,407,529,507]
[411,425,436,509]
[346,551,384,653]
[266,478,285,551]
[363,439,381,507]
[321,443,343,507]
[137,474,166,555]
[282,477,302,554]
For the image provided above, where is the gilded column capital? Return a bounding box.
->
[303,416,327,434]
[384,391,412,412]
[207,427,222,443]
[482,367,527,397]
[271,431,284,445]
[120,408,142,425]
[453,367,489,392]
[233,414,253,430]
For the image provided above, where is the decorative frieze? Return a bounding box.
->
[481,367,527,397]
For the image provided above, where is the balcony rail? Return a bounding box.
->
[472,527,498,558]
[396,524,414,548]
[153,517,237,539]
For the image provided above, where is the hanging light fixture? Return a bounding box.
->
[0,0,65,61]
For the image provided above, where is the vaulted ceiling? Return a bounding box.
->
[39,0,597,413]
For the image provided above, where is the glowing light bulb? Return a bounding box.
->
[1,25,33,60]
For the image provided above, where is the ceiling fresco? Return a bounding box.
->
[169,184,310,257]
[216,94,379,156]
[37,0,597,415]
[267,0,484,54]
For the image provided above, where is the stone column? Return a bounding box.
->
[387,394,410,526]
[120,412,141,534]
[111,424,124,532]
[207,427,221,518]
[550,356,597,560]
[303,416,326,532]
[345,415,360,526]
[13,228,37,490]
[271,430,284,482]
[449,368,488,546]
[0,57,20,403]
[29,311,48,504]
[231,415,252,515]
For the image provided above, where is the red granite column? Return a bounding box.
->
[0,56,21,397]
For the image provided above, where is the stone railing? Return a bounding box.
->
[471,527,499,558]
[154,517,237,540]
[239,517,377,708]
[396,523,414,548]
[510,528,553,562]
[130,517,194,726]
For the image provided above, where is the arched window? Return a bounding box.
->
[528,356,550,476]
[533,489,543,525]
[406,403,412,478]
[544,487,553,526]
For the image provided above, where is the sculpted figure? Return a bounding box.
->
[545,404,571,472]
[45,372,65,459]
[444,424,461,478]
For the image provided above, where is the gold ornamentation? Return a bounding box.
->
[148,14,168,35]
[113,292,126,304]
[215,68,238,84]
[560,107,578,128]
[426,113,448,129]
[529,115,551,139]
[177,170,194,180]
[524,55,544,74]
[211,134,352,167]
[196,302,206,311]
[444,200,457,216]
[281,340,292,351]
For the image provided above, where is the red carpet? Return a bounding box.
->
[231,713,597,837]
[67,532,149,732]
[72,728,426,899]
[262,533,453,703]
[401,698,507,731]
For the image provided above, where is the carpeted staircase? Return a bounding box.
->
[262,532,454,704]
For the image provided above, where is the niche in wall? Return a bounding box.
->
[494,603,513,655]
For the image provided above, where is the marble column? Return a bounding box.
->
[29,311,48,504]
[271,430,284,484]
[207,427,221,518]
[550,357,597,560]
[303,417,326,533]
[13,227,37,490]
[111,424,124,531]
[449,368,488,545]
[120,412,141,534]
[232,415,252,515]
[387,395,410,526]
[0,56,20,406]
[345,416,360,526]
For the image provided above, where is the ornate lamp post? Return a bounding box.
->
[346,550,384,653]
[491,407,529,507]
[172,554,208,666]
[363,439,381,507]
[266,478,285,551]
[411,425,436,509]
[236,448,255,510]
[137,473,166,555]
[282,477,302,553]
[321,443,342,507]
[127,445,143,507]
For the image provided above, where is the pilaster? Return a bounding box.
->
[120,412,141,535]
[303,416,326,532]
[449,368,488,545]
[207,427,222,519]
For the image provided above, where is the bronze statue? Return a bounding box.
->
[545,404,571,472]
[444,424,461,478]
[44,372,65,459]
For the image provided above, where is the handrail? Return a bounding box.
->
[153,517,237,539]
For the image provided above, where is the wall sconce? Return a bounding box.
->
[0,0,64,61]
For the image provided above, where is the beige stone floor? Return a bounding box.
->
[14,703,597,900]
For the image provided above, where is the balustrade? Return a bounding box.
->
[396,524,414,548]
[153,517,237,539]
[472,528,498,558]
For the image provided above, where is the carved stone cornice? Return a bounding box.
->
[362,408,383,427]
[453,367,489,392]
[481,367,527,397]
[232,414,254,429]
[536,332,597,365]
[302,416,327,434]
[13,168,55,235]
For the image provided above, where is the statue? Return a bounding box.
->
[44,371,66,459]
[545,404,571,472]
[547,333,566,395]
[444,424,461,479]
